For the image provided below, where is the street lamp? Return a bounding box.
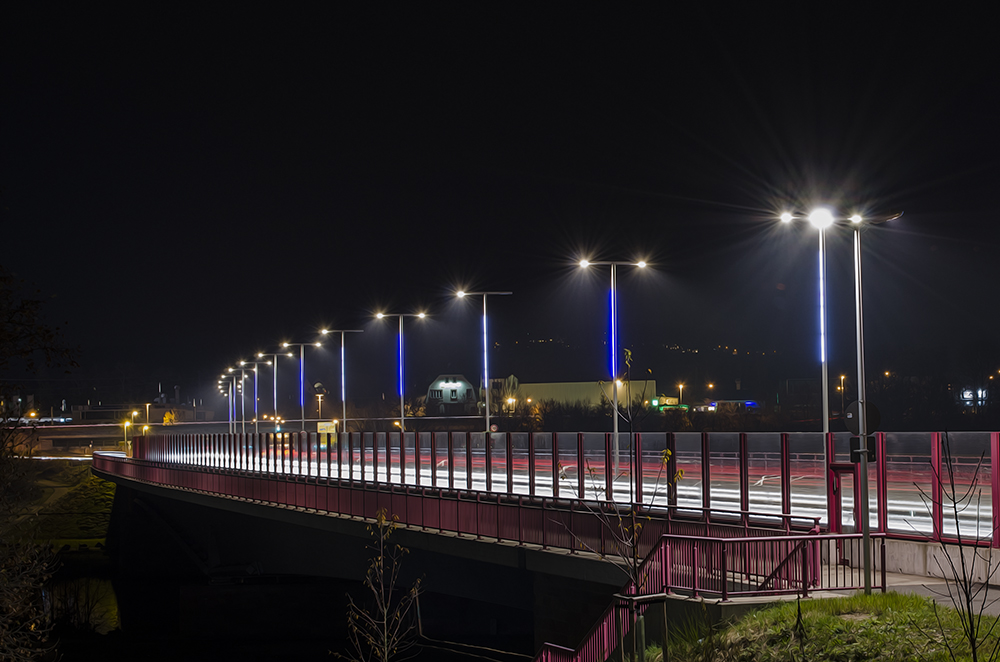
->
[282,340,323,431]
[848,209,902,593]
[456,290,512,437]
[678,383,684,405]
[579,259,647,474]
[258,350,294,424]
[840,374,846,414]
[376,312,427,432]
[227,366,250,433]
[782,206,902,594]
[240,360,271,433]
[319,329,363,434]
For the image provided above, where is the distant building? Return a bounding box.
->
[514,379,656,408]
[425,375,478,414]
[72,403,214,423]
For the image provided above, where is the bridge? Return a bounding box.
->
[92,429,1000,661]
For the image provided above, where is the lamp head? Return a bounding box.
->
[376,313,385,319]
[456,291,466,298]
[417,312,426,319]
[850,214,863,224]
[321,329,329,335]
[579,259,590,268]
[636,261,647,268]
[808,208,835,229]
[282,342,290,348]
[780,212,794,223]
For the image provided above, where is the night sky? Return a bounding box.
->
[3,6,999,411]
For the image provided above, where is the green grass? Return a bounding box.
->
[33,470,116,544]
[649,592,1000,662]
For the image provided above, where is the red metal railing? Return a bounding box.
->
[533,531,887,662]
[92,450,819,560]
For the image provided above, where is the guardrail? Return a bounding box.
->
[533,531,886,662]
[92,450,820,560]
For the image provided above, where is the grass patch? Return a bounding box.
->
[651,592,1000,662]
[34,472,116,542]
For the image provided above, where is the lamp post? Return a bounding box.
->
[781,206,901,594]
[227,365,250,433]
[781,209,833,436]
[258,351,293,425]
[282,341,323,431]
[849,210,902,593]
[840,374,846,415]
[456,290,512,437]
[678,383,684,405]
[320,329,363,434]
[376,312,427,432]
[240,360,271,433]
[579,259,646,474]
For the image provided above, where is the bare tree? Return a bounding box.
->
[336,509,422,662]
[557,448,680,661]
[913,432,1000,662]
[0,265,74,660]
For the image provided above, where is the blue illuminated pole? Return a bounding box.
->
[457,290,512,436]
[321,329,363,432]
[377,313,427,432]
[579,259,646,475]
[283,341,322,431]
[240,360,271,433]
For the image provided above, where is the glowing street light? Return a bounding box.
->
[678,383,684,405]
[578,259,647,473]
[456,290,512,437]
[376,312,427,431]
[227,365,250,433]
[319,328,363,434]
[258,350,294,424]
[780,208,835,437]
[781,206,902,594]
[240,359,271,433]
[282,340,323,431]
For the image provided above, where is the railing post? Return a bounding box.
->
[664,541,672,594]
[466,433,472,491]
[666,432,677,516]
[485,431,493,492]
[605,433,613,501]
[931,432,942,542]
[721,542,729,602]
[528,432,536,496]
[880,538,887,592]
[577,432,585,500]
[506,432,514,494]
[551,432,559,499]
[780,433,791,524]
[877,432,887,533]
[701,432,711,514]
[801,541,810,598]
[635,432,643,505]
[426,431,433,488]
[826,431,837,533]
[447,431,455,490]
[692,542,700,598]
[992,433,1000,548]
[739,432,749,527]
